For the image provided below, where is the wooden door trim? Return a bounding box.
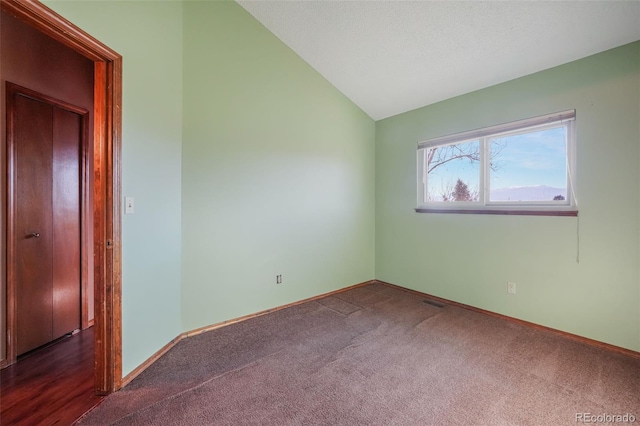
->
[5,84,89,116]
[1,0,123,393]
[5,82,89,360]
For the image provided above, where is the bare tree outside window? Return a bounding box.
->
[426,143,480,175]
[426,140,504,202]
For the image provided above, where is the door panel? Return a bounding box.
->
[52,107,81,339]
[15,95,54,356]
[12,91,83,357]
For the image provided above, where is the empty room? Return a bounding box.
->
[1,0,639,425]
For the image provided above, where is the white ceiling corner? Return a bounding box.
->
[237,0,640,121]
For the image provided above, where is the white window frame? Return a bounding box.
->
[416,110,577,215]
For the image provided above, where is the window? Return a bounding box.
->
[416,110,577,216]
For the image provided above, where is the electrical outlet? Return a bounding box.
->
[507,281,516,294]
[276,275,282,284]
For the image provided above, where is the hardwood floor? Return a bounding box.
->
[0,327,103,425]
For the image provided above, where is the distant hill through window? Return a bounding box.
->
[490,185,566,202]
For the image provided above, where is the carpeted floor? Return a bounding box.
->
[79,283,640,425]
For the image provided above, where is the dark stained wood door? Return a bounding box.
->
[15,94,54,356]
[12,88,82,356]
[52,108,81,339]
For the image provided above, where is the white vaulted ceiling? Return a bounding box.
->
[238,1,640,120]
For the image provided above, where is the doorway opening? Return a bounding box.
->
[1,0,122,395]
[7,82,89,358]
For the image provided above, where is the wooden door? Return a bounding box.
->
[52,108,81,340]
[9,84,84,356]
[14,94,54,355]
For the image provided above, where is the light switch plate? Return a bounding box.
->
[125,197,135,214]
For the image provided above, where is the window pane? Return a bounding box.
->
[427,140,480,202]
[489,126,567,202]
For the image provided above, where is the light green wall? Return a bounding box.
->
[376,42,640,351]
[45,1,183,375]
[43,0,374,377]
[181,1,375,331]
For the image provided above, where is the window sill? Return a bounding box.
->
[414,208,578,217]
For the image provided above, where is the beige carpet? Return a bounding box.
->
[79,283,640,425]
